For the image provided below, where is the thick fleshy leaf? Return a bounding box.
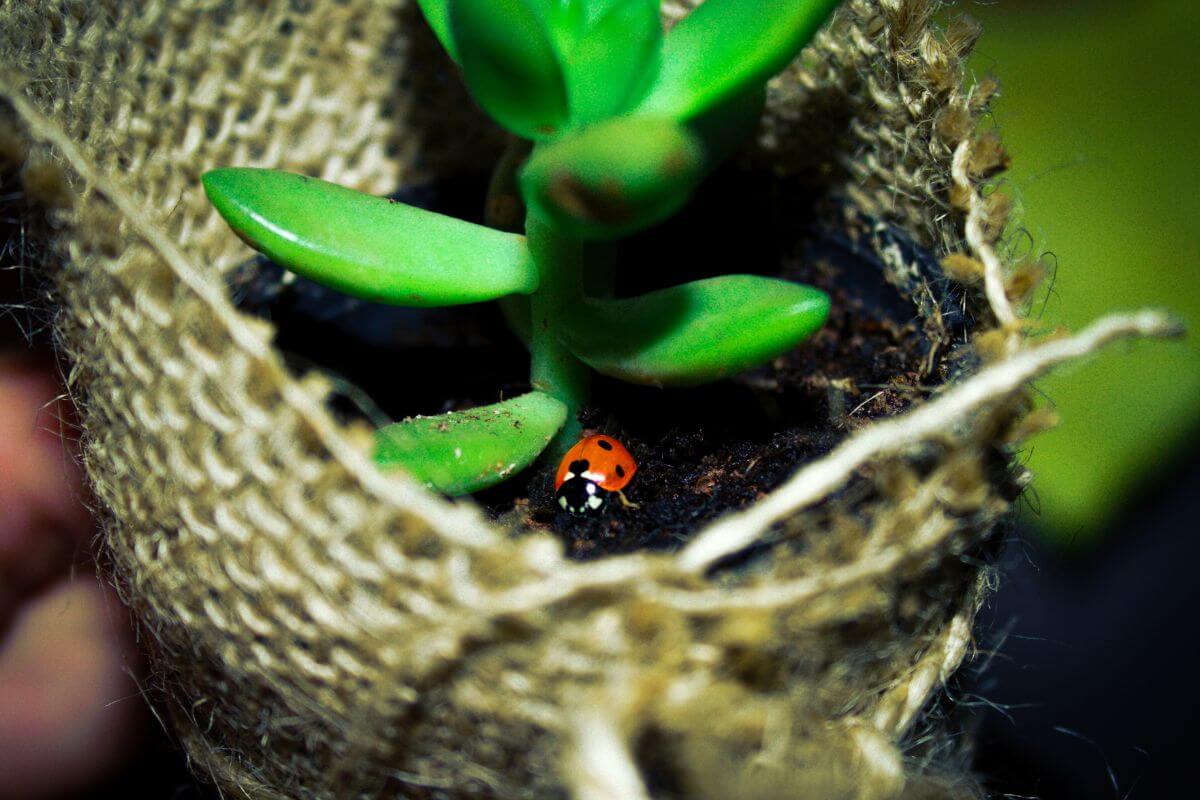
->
[520,115,707,239]
[203,168,538,306]
[521,0,636,52]
[451,0,570,139]
[687,84,766,164]
[416,0,459,61]
[563,0,662,123]
[374,392,567,495]
[581,0,631,26]
[557,275,830,386]
[525,0,586,51]
[634,0,841,121]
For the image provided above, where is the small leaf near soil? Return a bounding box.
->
[557,275,830,387]
[203,168,538,306]
[373,391,568,495]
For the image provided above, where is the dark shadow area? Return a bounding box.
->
[973,437,1200,799]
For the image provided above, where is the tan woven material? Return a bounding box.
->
[0,2,1178,798]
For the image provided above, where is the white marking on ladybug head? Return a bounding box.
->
[585,482,598,495]
[558,495,568,509]
[582,470,605,484]
[587,494,604,510]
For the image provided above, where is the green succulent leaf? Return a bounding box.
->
[562,0,662,123]
[415,0,459,61]
[581,0,636,25]
[525,0,587,49]
[635,0,841,122]
[688,84,767,164]
[202,168,538,306]
[520,115,707,240]
[451,0,570,139]
[557,275,830,386]
[373,391,568,495]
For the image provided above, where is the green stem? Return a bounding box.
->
[527,214,589,453]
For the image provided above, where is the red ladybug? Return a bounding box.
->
[555,434,638,515]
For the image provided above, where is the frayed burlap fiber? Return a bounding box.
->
[0,1,1178,799]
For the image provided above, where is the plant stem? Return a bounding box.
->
[526,214,589,453]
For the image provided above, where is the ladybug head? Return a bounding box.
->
[556,475,608,516]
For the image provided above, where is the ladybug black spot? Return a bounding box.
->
[615,464,625,478]
[569,459,590,474]
[597,439,614,451]
[556,476,609,516]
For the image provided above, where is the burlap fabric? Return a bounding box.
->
[0,1,1177,798]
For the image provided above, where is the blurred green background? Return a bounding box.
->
[967,0,1199,548]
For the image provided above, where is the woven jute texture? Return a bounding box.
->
[1,1,1169,798]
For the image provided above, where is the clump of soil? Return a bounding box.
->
[235,166,938,559]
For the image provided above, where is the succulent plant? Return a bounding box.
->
[203,0,838,495]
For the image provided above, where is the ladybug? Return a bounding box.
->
[555,434,638,515]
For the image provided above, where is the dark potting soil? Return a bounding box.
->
[232,165,948,559]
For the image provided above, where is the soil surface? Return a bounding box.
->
[235,165,939,558]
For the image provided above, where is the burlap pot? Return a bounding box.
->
[0,1,1177,798]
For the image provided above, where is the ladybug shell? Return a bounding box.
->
[555,434,637,493]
